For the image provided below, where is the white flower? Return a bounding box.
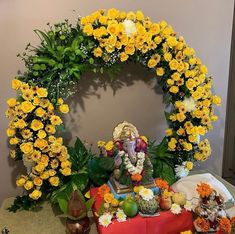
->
[139,187,154,201]
[175,162,189,178]
[116,209,127,222]
[184,201,193,211]
[99,213,113,227]
[182,97,196,112]
[123,19,137,37]
[170,203,182,215]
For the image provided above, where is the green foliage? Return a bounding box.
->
[87,157,114,186]
[148,138,176,185]
[8,195,37,213]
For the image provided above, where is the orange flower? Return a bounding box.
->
[194,217,210,232]
[98,184,110,197]
[218,218,232,234]
[131,173,142,182]
[155,178,169,190]
[196,183,213,198]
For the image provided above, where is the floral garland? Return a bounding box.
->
[6,8,221,210]
[122,151,145,175]
[6,80,71,201]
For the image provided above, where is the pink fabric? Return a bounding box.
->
[90,188,194,234]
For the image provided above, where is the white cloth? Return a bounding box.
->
[171,173,234,207]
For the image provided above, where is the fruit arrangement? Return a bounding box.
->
[96,178,193,227]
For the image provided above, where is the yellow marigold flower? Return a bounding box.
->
[105,141,114,151]
[21,101,35,113]
[29,189,42,200]
[22,89,34,100]
[154,36,162,44]
[9,137,19,145]
[49,176,60,187]
[48,169,57,177]
[176,112,186,122]
[50,159,59,169]
[58,104,69,114]
[97,140,106,147]
[12,79,22,90]
[133,185,144,194]
[24,181,34,190]
[212,95,221,105]
[147,58,157,68]
[104,193,114,203]
[45,124,56,134]
[21,129,33,139]
[211,115,218,122]
[48,135,56,143]
[20,142,34,154]
[186,78,196,91]
[15,119,27,129]
[35,107,46,117]
[40,171,49,180]
[31,119,44,131]
[57,98,64,105]
[166,36,177,47]
[33,96,41,105]
[83,24,93,36]
[183,47,195,57]
[156,67,165,76]
[185,161,193,170]
[140,135,148,143]
[169,86,179,94]
[165,128,173,136]
[33,177,43,186]
[163,52,172,62]
[99,15,108,25]
[61,160,71,169]
[167,79,174,86]
[34,163,45,173]
[36,87,48,98]
[50,115,62,126]
[177,127,185,136]
[168,141,176,151]
[182,142,193,151]
[188,134,197,143]
[120,52,129,62]
[6,128,16,137]
[37,130,46,139]
[34,138,48,150]
[200,65,208,74]
[111,198,119,207]
[7,98,17,107]
[60,167,71,176]
[93,47,103,57]
[31,150,41,162]
[39,99,49,108]
[169,59,179,70]
[136,10,144,21]
[125,45,135,55]
[16,177,26,187]
[107,8,119,19]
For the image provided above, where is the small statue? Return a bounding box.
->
[107,121,154,188]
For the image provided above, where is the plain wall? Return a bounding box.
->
[0,0,234,203]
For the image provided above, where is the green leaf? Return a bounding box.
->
[98,157,115,171]
[85,197,94,211]
[57,197,68,214]
[71,172,89,192]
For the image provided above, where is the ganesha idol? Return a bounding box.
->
[103,121,156,196]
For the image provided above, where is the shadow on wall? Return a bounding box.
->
[62,61,167,151]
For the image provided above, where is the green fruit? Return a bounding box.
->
[138,197,158,215]
[122,198,138,217]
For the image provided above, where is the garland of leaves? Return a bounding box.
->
[6,8,220,212]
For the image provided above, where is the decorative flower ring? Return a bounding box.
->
[6,8,221,210]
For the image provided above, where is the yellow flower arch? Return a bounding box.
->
[5,8,220,210]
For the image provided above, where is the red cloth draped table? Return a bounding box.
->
[90,188,194,234]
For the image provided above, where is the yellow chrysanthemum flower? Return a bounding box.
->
[29,189,42,200]
[31,119,44,131]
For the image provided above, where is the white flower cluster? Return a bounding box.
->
[123,151,145,175]
[139,187,154,201]
[123,19,137,37]
[170,201,193,215]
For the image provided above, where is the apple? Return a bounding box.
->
[159,196,172,210]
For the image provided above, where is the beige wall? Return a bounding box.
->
[0,0,234,203]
